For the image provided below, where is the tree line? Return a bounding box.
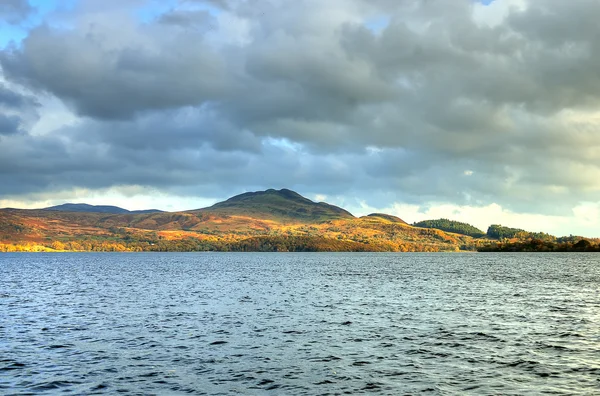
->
[478,238,600,252]
[414,219,485,238]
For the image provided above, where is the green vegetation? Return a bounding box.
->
[479,238,600,252]
[486,224,556,241]
[229,236,394,252]
[486,224,527,239]
[480,226,596,251]
[414,218,485,237]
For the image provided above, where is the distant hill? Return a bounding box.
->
[365,213,407,224]
[414,218,485,238]
[43,203,162,214]
[7,188,589,253]
[195,188,354,222]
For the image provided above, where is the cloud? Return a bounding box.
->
[0,20,229,119]
[0,83,34,108]
[0,83,38,136]
[0,114,21,135]
[0,0,34,25]
[182,0,233,11]
[1,0,600,235]
[158,9,214,30]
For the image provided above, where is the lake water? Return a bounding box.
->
[1,253,600,395]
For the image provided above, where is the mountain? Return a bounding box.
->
[43,203,162,214]
[2,188,547,253]
[195,188,354,222]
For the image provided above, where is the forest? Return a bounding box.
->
[414,219,485,238]
[479,238,600,252]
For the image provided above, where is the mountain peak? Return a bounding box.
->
[224,188,313,204]
[202,188,354,222]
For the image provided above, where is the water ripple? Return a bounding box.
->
[1,252,600,394]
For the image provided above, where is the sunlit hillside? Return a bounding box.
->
[1,189,597,253]
[0,189,484,252]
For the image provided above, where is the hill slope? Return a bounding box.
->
[195,188,354,222]
[365,213,407,224]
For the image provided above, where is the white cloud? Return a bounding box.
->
[572,202,600,226]
[472,0,527,27]
[0,186,217,212]
[314,194,327,202]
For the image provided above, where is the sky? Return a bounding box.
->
[0,0,599,237]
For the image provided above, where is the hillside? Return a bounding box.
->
[196,188,354,222]
[2,189,595,253]
[0,189,480,252]
[365,213,407,224]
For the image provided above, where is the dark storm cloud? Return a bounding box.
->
[0,84,33,108]
[62,107,262,153]
[0,84,38,137]
[0,0,33,24]
[0,121,366,200]
[0,22,229,119]
[1,0,600,215]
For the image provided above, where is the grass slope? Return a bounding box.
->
[365,213,407,224]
